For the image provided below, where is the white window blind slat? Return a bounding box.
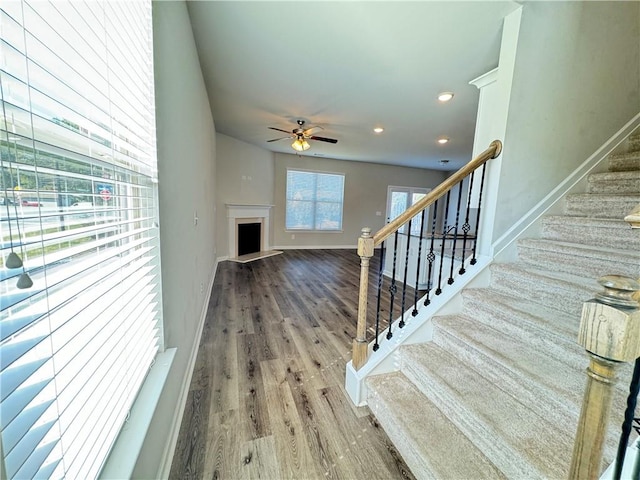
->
[4,422,57,479]
[0,379,52,428]
[0,333,46,370]
[2,398,53,453]
[0,1,162,477]
[0,312,45,342]
[68,336,157,480]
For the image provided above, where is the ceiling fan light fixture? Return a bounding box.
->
[291,138,310,152]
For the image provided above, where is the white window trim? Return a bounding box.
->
[285,168,345,232]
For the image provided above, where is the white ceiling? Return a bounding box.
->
[186,1,519,171]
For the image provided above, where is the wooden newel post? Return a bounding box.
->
[352,227,375,370]
[569,275,640,480]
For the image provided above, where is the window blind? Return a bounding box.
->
[285,169,345,231]
[0,1,163,478]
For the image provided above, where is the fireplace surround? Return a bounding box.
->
[226,204,273,259]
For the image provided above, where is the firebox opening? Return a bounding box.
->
[237,222,261,256]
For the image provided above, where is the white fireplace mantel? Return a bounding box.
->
[226,204,273,258]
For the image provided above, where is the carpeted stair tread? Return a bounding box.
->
[564,193,640,218]
[460,287,636,393]
[541,215,640,250]
[517,238,640,279]
[401,343,574,479]
[489,262,597,317]
[366,372,505,480]
[461,287,582,355]
[431,314,585,407]
[587,170,640,194]
[608,150,640,171]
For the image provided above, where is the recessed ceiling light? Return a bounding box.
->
[373,127,384,134]
[438,137,449,144]
[438,92,454,102]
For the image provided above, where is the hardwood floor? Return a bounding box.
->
[169,249,416,480]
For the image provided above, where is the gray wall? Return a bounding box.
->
[215,133,275,257]
[273,153,448,248]
[133,2,217,477]
[494,1,640,239]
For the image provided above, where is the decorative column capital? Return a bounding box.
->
[358,227,375,258]
[578,275,640,362]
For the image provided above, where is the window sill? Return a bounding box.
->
[99,348,176,479]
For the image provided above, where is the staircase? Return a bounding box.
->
[365,137,640,479]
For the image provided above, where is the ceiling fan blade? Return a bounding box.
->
[310,135,338,144]
[303,125,323,136]
[267,137,289,142]
[268,127,293,134]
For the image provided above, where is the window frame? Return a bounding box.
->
[285,168,345,232]
[386,185,432,236]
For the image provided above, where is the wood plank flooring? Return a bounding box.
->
[169,249,416,480]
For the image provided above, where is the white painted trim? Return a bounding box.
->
[469,67,498,89]
[156,259,219,479]
[272,244,356,250]
[100,348,176,479]
[226,205,273,259]
[216,255,229,263]
[492,111,640,259]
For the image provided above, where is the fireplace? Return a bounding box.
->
[226,204,273,259]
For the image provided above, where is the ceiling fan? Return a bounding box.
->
[267,120,338,152]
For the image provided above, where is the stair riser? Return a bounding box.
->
[490,266,592,318]
[564,196,640,219]
[517,244,640,280]
[587,178,640,194]
[628,137,640,151]
[608,153,640,172]
[541,221,640,250]
[461,295,583,362]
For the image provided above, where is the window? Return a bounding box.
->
[1,2,161,479]
[286,169,345,231]
[386,186,431,236]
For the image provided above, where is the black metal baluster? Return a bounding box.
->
[448,180,464,284]
[387,230,399,340]
[424,199,439,306]
[470,163,487,265]
[400,219,412,328]
[412,209,426,316]
[459,171,475,275]
[373,240,386,352]
[436,192,451,295]
[613,357,640,480]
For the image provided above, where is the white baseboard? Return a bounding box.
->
[157,258,219,479]
[272,244,357,250]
